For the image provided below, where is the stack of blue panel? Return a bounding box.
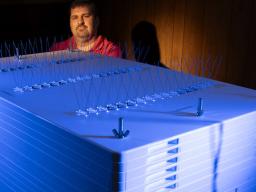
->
[0,50,255,192]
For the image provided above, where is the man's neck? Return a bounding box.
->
[75,36,97,52]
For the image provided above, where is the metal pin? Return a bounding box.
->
[15,48,21,60]
[196,98,204,116]
[113,117,130,139]
[118,117,124,135]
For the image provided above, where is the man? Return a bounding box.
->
[51,0,121,58]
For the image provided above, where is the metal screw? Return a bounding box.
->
[196,98,204,116]
[113,117,130,139]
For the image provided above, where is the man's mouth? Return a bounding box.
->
[77,25,87,30]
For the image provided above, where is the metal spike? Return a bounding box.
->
[196,98,204,116]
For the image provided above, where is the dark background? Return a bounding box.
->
[0,0,255,89]
[0,2,69,39]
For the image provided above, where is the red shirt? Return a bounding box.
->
[50,35,122,58]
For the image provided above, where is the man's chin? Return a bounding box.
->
[77,34,89,39]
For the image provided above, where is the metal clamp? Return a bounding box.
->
[113,117,130,139]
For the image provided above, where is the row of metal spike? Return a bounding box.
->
[75,81,213,117]
[13,66,145,93]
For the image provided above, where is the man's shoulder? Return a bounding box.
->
[94,35,122,58]
[101,36,120,49]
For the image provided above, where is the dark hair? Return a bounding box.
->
[70,0,98,16]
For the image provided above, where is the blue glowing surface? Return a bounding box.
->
[0,51,256,192]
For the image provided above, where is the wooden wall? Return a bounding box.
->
[100,0,256,89]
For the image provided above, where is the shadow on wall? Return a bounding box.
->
[131,21,165,68]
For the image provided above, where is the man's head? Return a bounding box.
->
[69,0,99,42]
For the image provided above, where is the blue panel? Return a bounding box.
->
[0,51,256,191]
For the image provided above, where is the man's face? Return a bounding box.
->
[70,5,98,41]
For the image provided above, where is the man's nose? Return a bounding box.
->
[78,17,84,25]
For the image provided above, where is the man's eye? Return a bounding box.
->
[71,16,78,20]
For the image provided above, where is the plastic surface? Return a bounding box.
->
[0,51,256,191]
